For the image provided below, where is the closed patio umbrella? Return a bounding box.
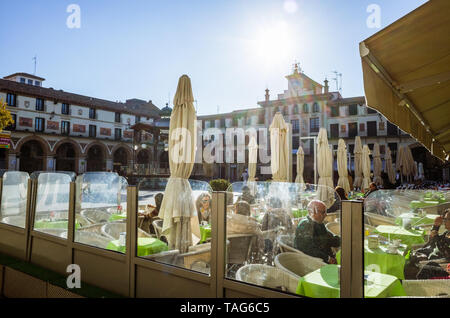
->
[317,128,334,208]
[405,146,417,183]
[337,139,350,194]
[361,144,372,191]
[158,75,200,253]
[372,143,383,186]
[353,136,363,190]
[295,146,305,184]
[269,113,289,182]
[248,136,258,182]
[385,147,396,184]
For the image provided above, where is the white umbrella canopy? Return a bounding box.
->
[317,128,335,208]
[337,139,350,194]
[353,136,363,190]
[385,147,396,184]
[269,113,289,182]
[295,146,305,184]
[372,143,383,186]
[361,144,372,191]
[158,75,200,253]
[248,136,258,182]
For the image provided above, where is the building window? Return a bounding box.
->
[61,121,70,135]
[6,93,16,106]
[367,121,377,137]
[89,108,96,119]
[303,103,309,113]
[291,119,300,134]
[349,104,358,116]
[387,121,398,136]
[310,117,320,133]
[380,145,386,154]
[293,137,299,150]
[35,118,45,132]
[293,104,299,114]
[368,143,374,151]
[348,122,358,138]
[340,124,346,133]
[367,107,377,114]
[258,112,265,124]
[221,118,226,128]
[20,77,26,83]
[5,114,16,130]
[115,128,122,140]
[27,79,33,85]
[330,106,339,117]
[312,102,320,113]
[330,123,339,138]
[36,98,44,111]
[359,123,365,132]
[135,116,141,123]
[115,112,121,123]
[89,125,97,138]
[34,81,41,86]
[62,103,70,115]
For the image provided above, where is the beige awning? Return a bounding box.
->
[359,0,450,161]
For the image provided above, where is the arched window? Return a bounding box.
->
[303,103,309,113]
[293,104,299,114]
[313,102,320,113]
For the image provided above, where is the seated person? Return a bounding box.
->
[406,209,450,279]
[261,197,293,233]
[294,200,341,264]
[327,186,347,213]
[196,193,212,224]
[235,200,251,216]
[138,192,164,234]
[237,186,255,205]
[363,182,378,198]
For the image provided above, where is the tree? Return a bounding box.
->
[0,98,13,131]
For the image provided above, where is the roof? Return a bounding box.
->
[328,96,366,106]
[0,79,160,118]
[360,0,450,161]
[3,72,46,81]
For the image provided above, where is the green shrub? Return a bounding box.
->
[209,179,231,191]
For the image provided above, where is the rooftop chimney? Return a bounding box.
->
[265,88,270,102]
[324,78,329,94]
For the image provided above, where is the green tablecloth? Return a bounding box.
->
[410,201,440,209]
[296,264,406,298]
[395,213,436,227]
[336,241,406,279]
[106,237,168,256]
[200,225,211,243]
[34,220,80,230]
[374,225,425,246]
[349,192,364,200]
[109,213,127,222]
[292,209,308,218]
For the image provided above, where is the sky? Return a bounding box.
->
[0,0,427,115]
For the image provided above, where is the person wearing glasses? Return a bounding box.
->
[294,200,341,264]
[196,193,212,224]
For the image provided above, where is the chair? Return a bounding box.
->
[401,279,450,297]
[364,212,396,227]
[62,231,111,249]
[80,209,111,224]
[227,234,256,265]
[324,212,339,224]
[152,219,163,240]
[275,252,326,278]
[100,222,153,240]
[325,222,340,236]
[235,264,300,294]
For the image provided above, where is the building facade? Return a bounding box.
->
[0,72,166,175]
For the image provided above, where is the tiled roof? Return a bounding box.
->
[0,79,161,118]
[3,72,46,81]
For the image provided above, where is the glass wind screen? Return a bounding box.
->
[137,178,213,275]
[363,190,450,298]
[34,172,72,237]
[74,172,126,250]
[0,171,30,228]
[226,181,342,297]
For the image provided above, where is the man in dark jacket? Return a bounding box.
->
[294,200,341,264]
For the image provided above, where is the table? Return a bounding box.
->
[200,224,211,243]
[292,209,308,218]
[395,212,436,227]
[106,237,168,256]
[296,264,406,298]
[410,201,440,209]
[336,241,406,279]
[374,225,425,246]
[109,213,127,222]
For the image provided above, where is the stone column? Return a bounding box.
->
[106,159,113,171]
[79,156,87,174]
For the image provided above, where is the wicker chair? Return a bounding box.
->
[324,212,340,224]
[100,222,153,240]
[275,235,327,270]
[400,279,450,297]
[227,234,256,265]
[325,222,340,236]
[235,264,300,294]
[364,212,396,227]
[275,252,326,278]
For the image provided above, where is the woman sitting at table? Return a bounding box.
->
[237,186,255,205]
[327,186,347,213]
[196,193,212,224]
[406,209,450,279]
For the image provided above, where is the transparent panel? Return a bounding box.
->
[0,171,30,228]
[226,181,341,297]
[34,172,72,237]
[74,172,127,251]
[363,189,450,298]
[137,178,213,275]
